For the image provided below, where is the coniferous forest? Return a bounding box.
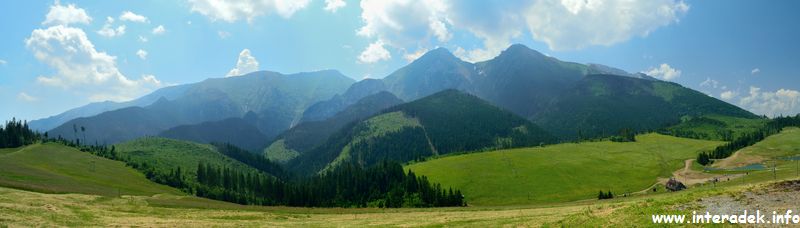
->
[195,161,464,207]
[40,133,465,208]
[0,114,465,208]
[0,118,40,148]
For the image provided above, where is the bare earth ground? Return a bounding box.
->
[713,149,768,169]
[663,159,745,186]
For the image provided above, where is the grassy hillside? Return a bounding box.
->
[3,176,798,226]
[1,130,798,226]
[712,127,800,169]
[265,91,403,163]
[321,111,425,172]
[663,114,767,141]
[289,90,556,175]
[406,133,723,206]
[159,115,268,153]
[0,143,181,196]
[114,137,265,179]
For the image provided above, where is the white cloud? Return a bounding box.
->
[324,0,347,12]
[119,11,149,23]
[26,24,161,102]
[17,92,38,102]
[97,17,126,37]
[136,49,148,60]
[447,2,528,62]
[140,74,161,85]
[642,63,681,81]
[525,0,688,50]
[720,90,736,100]
[42,2,92,26]
[356,0,688,62]
[151,25,166,35]
[699,77,719,89]
[357,40,391,64]
[218,30,231,39]
[0,59,6,65]
[357,0,451,46]
[739,86,800,117]
[188,0,311,22]
[751,68,760,75]
[226,49,260,77]
[403,48,429,62]
[138,35,148,42]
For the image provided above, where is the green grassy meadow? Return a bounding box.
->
[666,114,767,140]
[406,133,724,205]
[115,137,265,178]
[0,143,181,196]
[1,129,798,226]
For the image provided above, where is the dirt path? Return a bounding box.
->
[712,149,766,169]
[665,159,743,186]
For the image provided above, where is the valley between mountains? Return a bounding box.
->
[3,44,799,226]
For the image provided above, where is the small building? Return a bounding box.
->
[666,178,687,192]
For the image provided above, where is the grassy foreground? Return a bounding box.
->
[0,129,797,226]
[2,178,797,227]
[406,133,724,206]
[0,143,181,196]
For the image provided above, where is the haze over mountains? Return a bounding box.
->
[46,70,354,144]
[38,44,756,167]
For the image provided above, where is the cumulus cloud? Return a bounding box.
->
[720,90,736,100]
[17,92,39,102]
[642,63,681,81]
[226,49,260,77]
[355,0,452,63]
[525,0,688,50]
[448,2,529,62]
[97,17,126,37]
[42,1,92,26]
[0,59,6,65]
[699,78,719,89]
[751,68,760,75]
[136,49,148,60]
[26,24,161,102]
[324,0,347,12]
[358,40,391,64]
[357,0,451,57]
[119,11,149,23]
[151,25,166,35]
[356,0,688,63]
[188,0,311,22]
[138,35,148,42]
[739,86,800,117]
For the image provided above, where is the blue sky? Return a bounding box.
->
[1,0,799,122]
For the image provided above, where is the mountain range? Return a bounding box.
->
[47,70,354,145]
[36,44,757,173]
[287,89,558,175]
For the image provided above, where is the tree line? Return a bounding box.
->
[194,160,465,207]
[43,133,465,208]
[697,114,800,166]
[609,128,636,142]
[211,142,289,180]
[0,118,41,148]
